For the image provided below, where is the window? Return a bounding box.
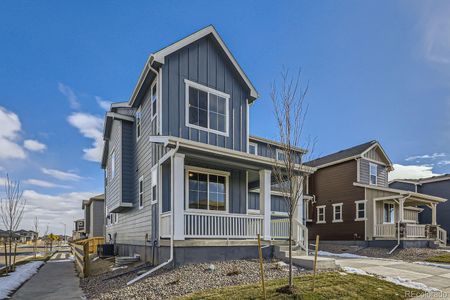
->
[185,80,229,136]
[138,176,144,209]
[151,81,157,118]
[151,168,158,205]
[249,142,258,155]
[333,203,343,223]
[111,151,116,180]
[317,205,326,224]
[355,200,366,221]
[384,203,395,223]
[305,199,312,222]
[276,149,286,161]
[136,108,142,140]
[369,163,377,185]
[187,168,228,211]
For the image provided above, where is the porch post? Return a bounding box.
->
[399,198,405,222]
[292,176,304,240]
[260,169,271,240]
[173,153,185,240]
[431,203,437,226]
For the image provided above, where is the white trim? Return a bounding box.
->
[369,162,378,185]
[158,67,162,134]
[355,200,367,221]
[276,148,285,161]
[136,106,142,142]
[272,211,289,217]
[356,158,361,182]
[184,79,230,137]
[151,78,158,121]
[332,203,343,223]
[138,176,144,209]
[317,205,326,224]
[185,166,229,213]
[361,142,393,168]
[248,142,258,155]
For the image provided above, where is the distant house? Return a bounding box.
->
[101,26,314,265]
[82,194,105,238]
[72,219,86,240]
[305,141,447,248]
[15,230,37,243]
[390,175,450,242]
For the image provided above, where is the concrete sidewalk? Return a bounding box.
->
[335,257,450,298]
[12,251,84,300]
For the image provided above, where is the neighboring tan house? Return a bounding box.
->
[15,230,37,243]
[72,219,86,240]
[305,141,447,248]
[82,194,105,238]
[390,174,450,242]
[101,25,314,265]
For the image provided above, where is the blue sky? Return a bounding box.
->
[0,1,449,234]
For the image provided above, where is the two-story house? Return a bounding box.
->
[82,194,105,238]
[305,141,447,248]
[390,175,450,243]
[101,26,314,265]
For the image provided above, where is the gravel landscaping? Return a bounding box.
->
[317,243,449,262]
[81,259,309,299]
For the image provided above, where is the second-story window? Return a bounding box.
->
[249,142,258,155]
[185,80,229,136]
[369,163,377,185]
[276,149,286,161]
[151,81,157,118]
[136,107,142,141]
[111,151,116,180]
[138,176,144,209]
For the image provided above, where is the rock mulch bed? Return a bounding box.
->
[318,243,448,262]
[81,259,308,299]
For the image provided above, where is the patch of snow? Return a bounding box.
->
[0,261,44,299]
[414,261,450,270]
[383,276,440,293]
[342,266,369,276]
[317,251,368,259]
[92,257,99,262]
[111,266,128,271]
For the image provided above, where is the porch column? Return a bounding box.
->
[399,198,405,222]
[292,176,304,240]
[260,169,271,240]
[173,153,185,240]
[431,203,437,226]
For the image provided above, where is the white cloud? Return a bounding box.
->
[0,106,26,160]
[58,82,80,110]
[24,179,71,189]
[41,168,83,181]
[389,164,442,181]
[96,96,112,111]
[405,153,446,161]
[67,112,104,162]
[23,139,47,152]
[437,160,450,166]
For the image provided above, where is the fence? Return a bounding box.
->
[70,236,105,277]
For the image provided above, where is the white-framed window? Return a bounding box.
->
[136,107,142,141]
[305,199,312,222]
[186,166,229,212]
[151,167,158,205]
[249,142,258,155]
[138,176,144,209]
[317,205,326,224]
[185,79,230,136]
[332,203,343,223]
[355,200,367,221]
[369,163,377,185]
[384,203,395,223]
[276,149,286,161]
[111,151,116,180]
[151,80,157,119]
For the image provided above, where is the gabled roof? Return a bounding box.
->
[306,140,393,170]
[249,135,307,154]
[390,174,450,185]
[129,25,259,107]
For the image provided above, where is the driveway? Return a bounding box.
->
[335,257,450,298]
[12,250,84,300]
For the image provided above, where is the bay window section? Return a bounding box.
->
[187,169,227,212]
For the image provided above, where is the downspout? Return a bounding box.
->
[126,144,179,283]
[388,195,411,254]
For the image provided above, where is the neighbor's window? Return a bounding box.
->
[317,205,326,223]
[136,107,142,140]
[369,163,377,185]
[333,203,343,223]
[188,170,227,211]
[138,176,144,209]
[249,142,258,155]
[185,80,229,135]
[151,81,157,118]
[276,149,286,161]
[355,200,366,221]
[111,151,116,179]
[384,203,395,223]
[151,168,157,205]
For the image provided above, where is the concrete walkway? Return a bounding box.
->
[335,257,450,298]
[12,251,84,300]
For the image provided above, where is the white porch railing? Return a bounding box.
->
[296,220,308,254]
[437,227,447,246]
[375,224,396,237]
[271,218,289,239]
[160,212,171,238]
[184,212,263,239]
[405,224,426,238]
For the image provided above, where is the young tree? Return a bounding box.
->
[0,174,27,272]
[270,69,315,292]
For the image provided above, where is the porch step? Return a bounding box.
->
[273,245,336,270]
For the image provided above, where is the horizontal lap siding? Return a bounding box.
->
[360,159,388,187]
[308,160,365,240]
[106,120,122,210]
[162,35,249,152]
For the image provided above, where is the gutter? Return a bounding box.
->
[127,141,179,285]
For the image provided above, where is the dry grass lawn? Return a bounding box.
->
[425,253,450,264]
